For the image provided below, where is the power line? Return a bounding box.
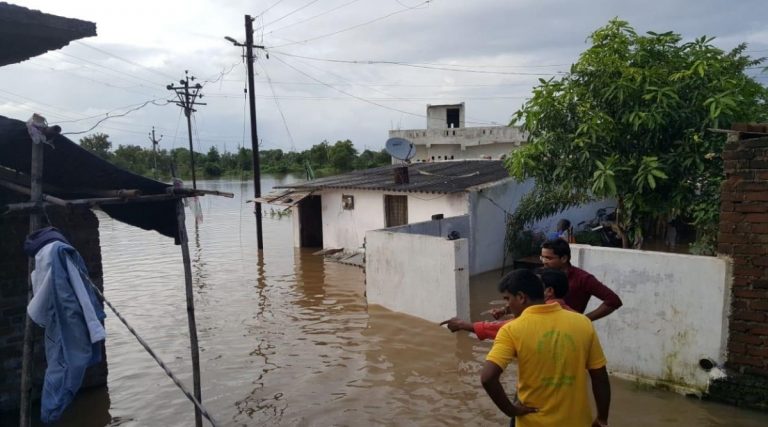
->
[267,0,433,48]
[256,0,288,17]
[265,0,362,35]
[61,100,171,136]
[74,41,178,80]
[256,0,321,31]
[271,54,426,120]
[268,51,564,76]
[54,51,167,89]
[259,62,296,151]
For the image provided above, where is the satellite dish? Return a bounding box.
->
[385,137,415,161]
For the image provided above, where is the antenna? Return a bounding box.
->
[385,137,415,163]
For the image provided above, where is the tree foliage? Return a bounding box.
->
[79,133,112,159]
[506,19,768,252]
[76,134,390,180]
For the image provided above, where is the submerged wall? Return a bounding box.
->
[0,194,107,415]
[365,226,470,323]
[570,244,731,393]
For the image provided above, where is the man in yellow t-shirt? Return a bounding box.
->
[481,269,611,427]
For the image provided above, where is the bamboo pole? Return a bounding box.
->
[176,200,203,427]
[19,141,44,427]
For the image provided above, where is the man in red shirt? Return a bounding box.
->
[440,268,573,340]
[540,239,622,321]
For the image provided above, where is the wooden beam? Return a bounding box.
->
[176,201,203,427]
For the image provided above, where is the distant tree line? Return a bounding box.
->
[78,133,391,180]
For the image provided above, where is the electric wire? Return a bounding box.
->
[74,41,178,80]
[259,62,296,151]
[61,100,171,135]
[264,0,362,35]
[267,0,432,48]
[256,0,322,32]
[268,51,564,76]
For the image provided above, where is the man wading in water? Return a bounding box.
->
[481,269,611,427]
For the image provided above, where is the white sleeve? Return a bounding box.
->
[66,256,106,343]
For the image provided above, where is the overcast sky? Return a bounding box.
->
[2,0,767,154]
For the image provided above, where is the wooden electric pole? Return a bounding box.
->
[167,71,205,189]
[148,126,163,180]
[226,15,266,249]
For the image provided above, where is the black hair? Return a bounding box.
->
[541,238,571,260]
[537,268,569,298]
[497,269,545,299]
[557,219,571,231]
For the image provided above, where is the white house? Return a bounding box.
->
[263,160,608,275]
[388,103,527,162]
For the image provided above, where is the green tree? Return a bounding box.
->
[309,140,330,169]
[113,144,149,175]
[506,19,768,252]
[79,133,112,159]
[329,139,358,171]
[204,146,223,177]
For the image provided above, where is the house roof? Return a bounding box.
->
[0,115,179,240]
[275,160,510,194]
[0,2,96,67]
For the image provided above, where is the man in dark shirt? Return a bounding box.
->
[540,239,622,321]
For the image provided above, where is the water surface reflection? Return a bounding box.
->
[48,178,768,426]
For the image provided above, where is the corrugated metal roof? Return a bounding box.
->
[275,160,510,194]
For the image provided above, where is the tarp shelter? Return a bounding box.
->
[0,2,97,66]
[0,115,179,241]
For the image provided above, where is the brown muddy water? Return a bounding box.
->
[43,178,768,426]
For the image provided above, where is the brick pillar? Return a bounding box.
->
[709,126,768,410]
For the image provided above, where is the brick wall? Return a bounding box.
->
[0,190,107,416]
[709,128,768,410]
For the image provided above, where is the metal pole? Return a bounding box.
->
[245,14,264,250]
[19,139,44,427]
[176,201,203,427]
[184,78,198,190]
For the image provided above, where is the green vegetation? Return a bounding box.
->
[506,19,768,253]
[78,134,391,180]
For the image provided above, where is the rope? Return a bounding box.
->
[85,281,220,427]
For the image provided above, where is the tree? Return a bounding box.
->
[506,19,768,252]
[328,139,357,171]
[309,140,330,169]
[79,133,112,159]
[204,146,223,177]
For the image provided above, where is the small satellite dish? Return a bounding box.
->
[385,137,415,161]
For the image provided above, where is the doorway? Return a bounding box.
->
[299,195,323,247]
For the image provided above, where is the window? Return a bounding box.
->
[446,108,460,128]
[342,194,354,210]
[384,195,408,227]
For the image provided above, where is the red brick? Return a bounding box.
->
[733,244,767,255]
[751,327,768,336]
[721,212,745,223]
[731,322,756,333]
[732,309,766,322]
[734,267,766,278]
[729,341,747,355]
[735,203,768,213]
[730,355,766,368]
[734,289,768,299]
[747,347,768,357]
[744,193,768,202]
[751,159,768,169]
[754,280,768,289]
[752,300,768,311]
[738,182,768,192]
[732,299,749,309]
[757,171,768,180]
[751,224,768,233]
[719,234,743,244]
[753,257,768,267]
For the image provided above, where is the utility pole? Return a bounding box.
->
[167,71,205,189]
[226,15,267,249]
[148,126,163,180]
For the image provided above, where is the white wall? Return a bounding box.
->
[467,179,614,275]
[570,245,732,393]
[365,230,470,323]
[316,189,468,250]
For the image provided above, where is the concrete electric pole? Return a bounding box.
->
[167,71,205,189]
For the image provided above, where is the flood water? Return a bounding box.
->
[46,178,768,426]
